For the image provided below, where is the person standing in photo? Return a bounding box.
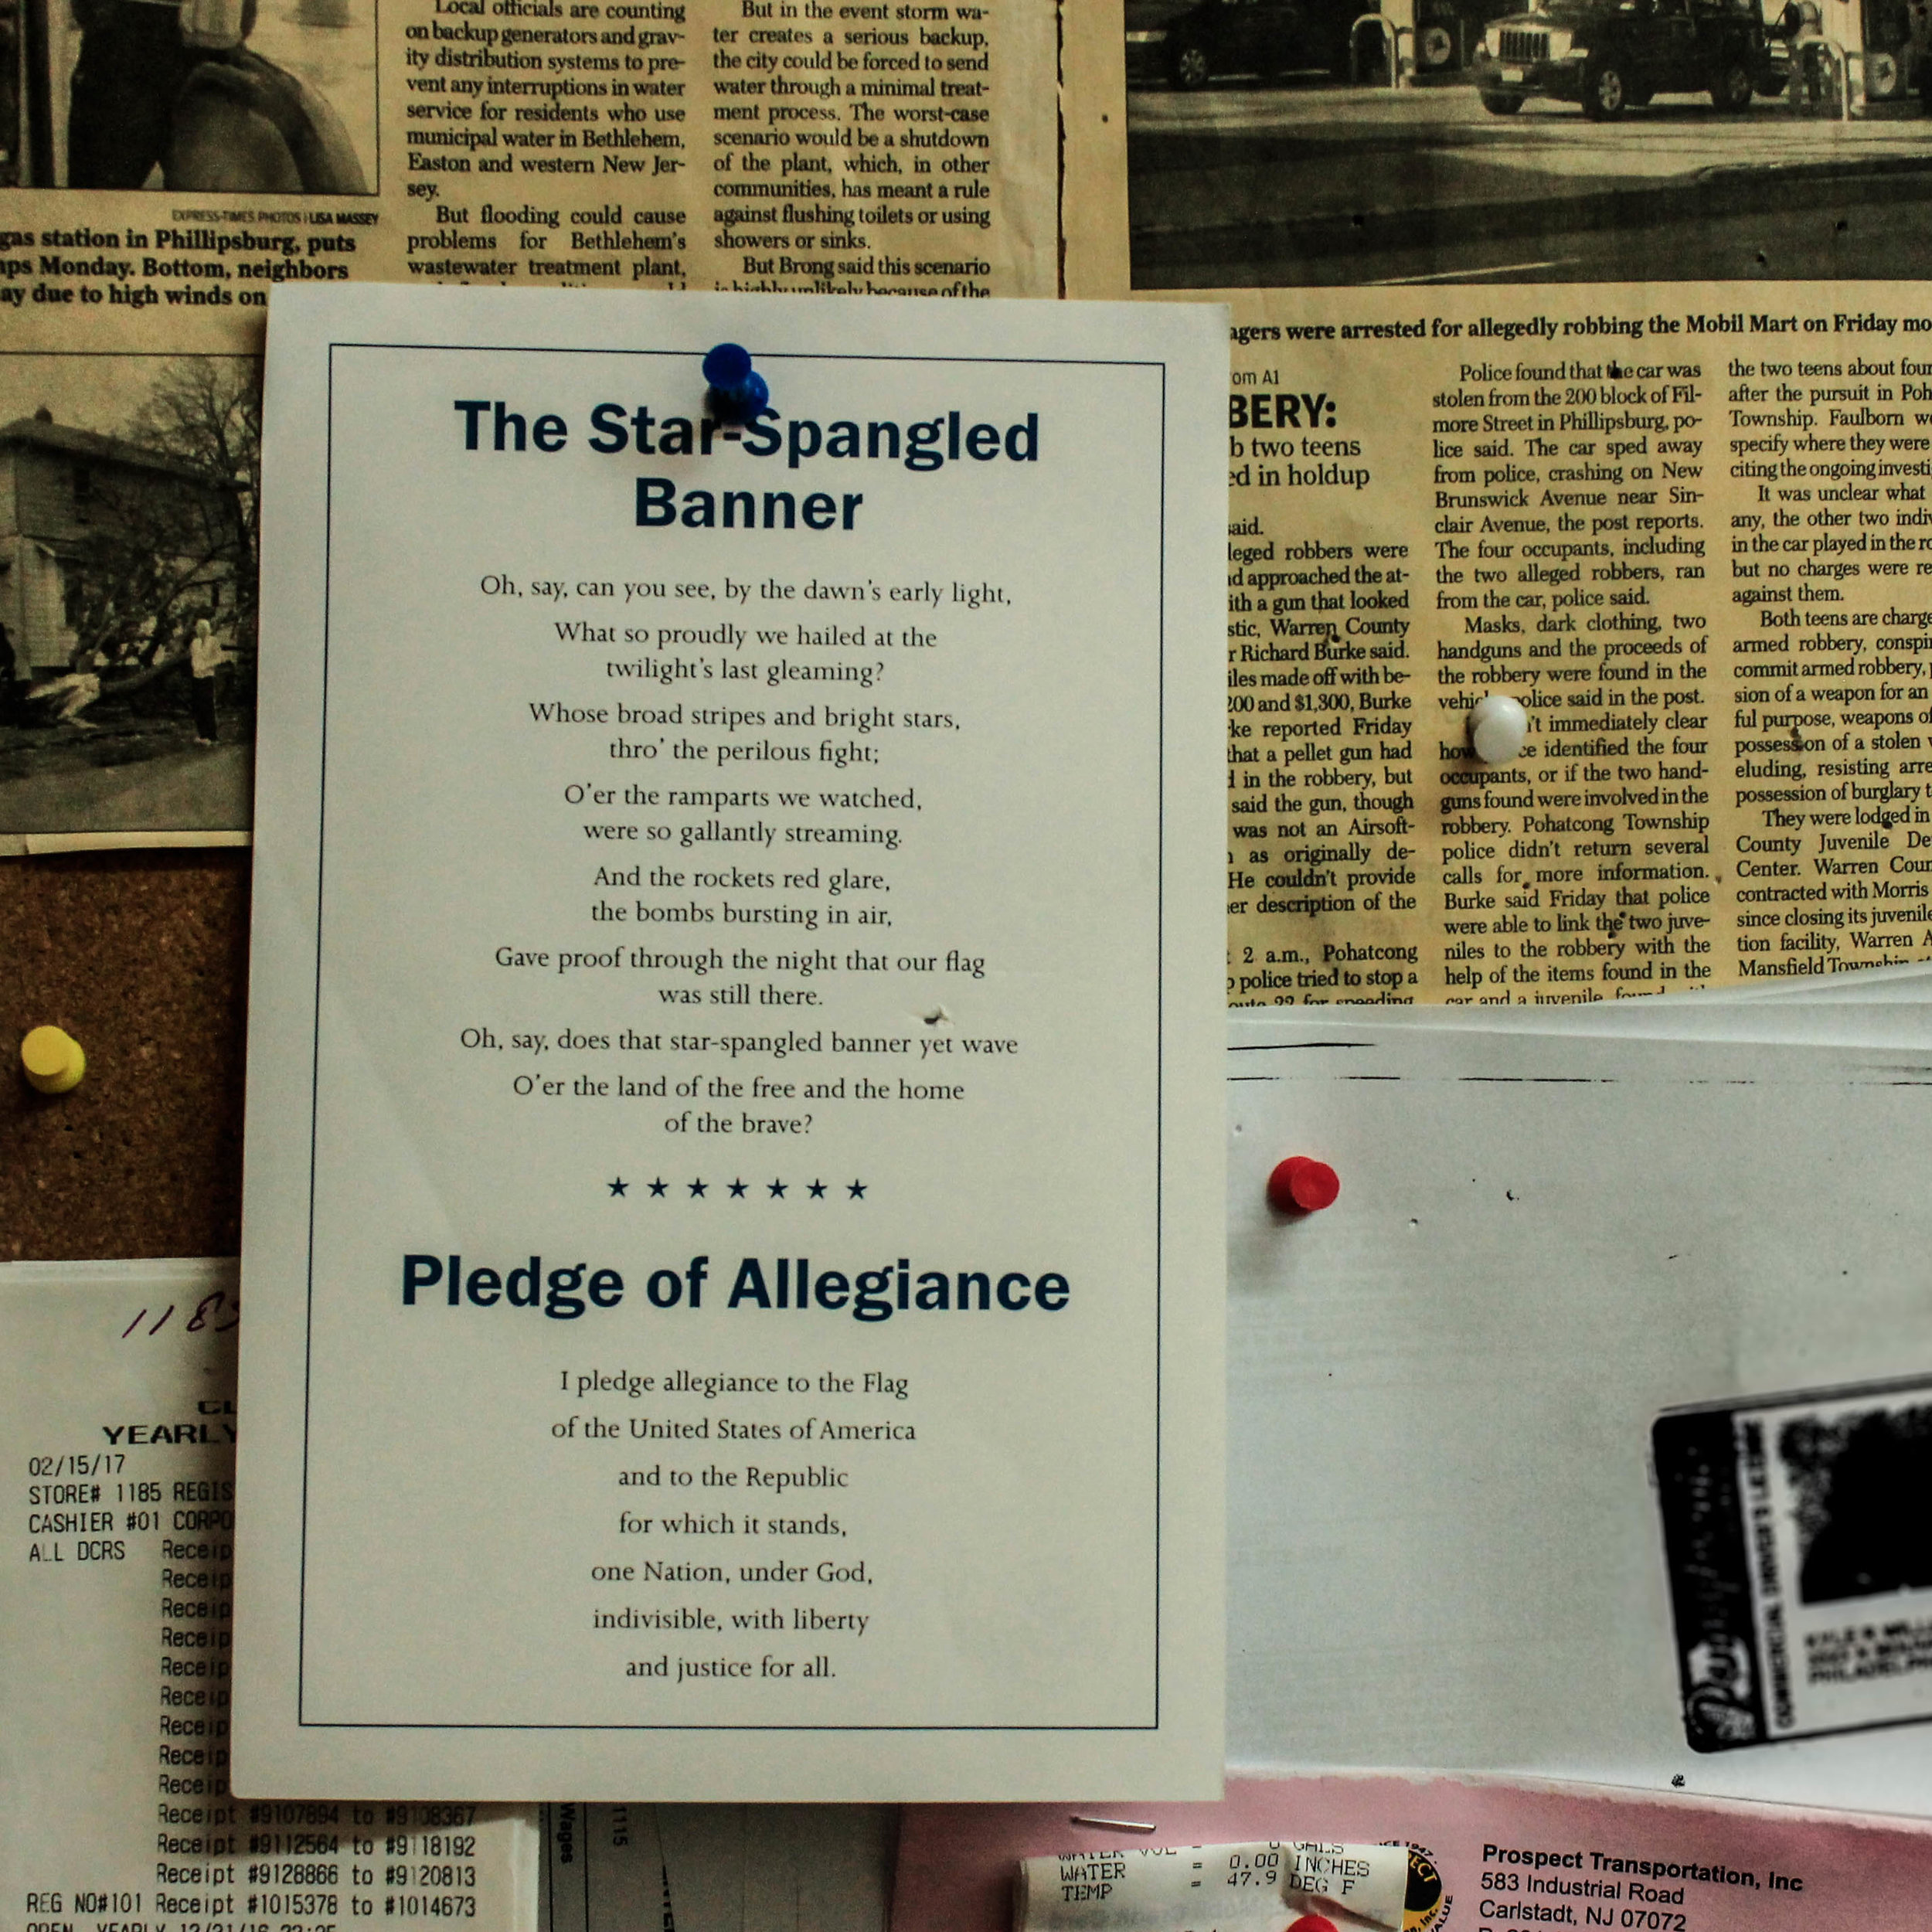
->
[65,0,216,189]
[189,617,231,745]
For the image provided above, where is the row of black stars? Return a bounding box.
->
[608,1177,866,1199]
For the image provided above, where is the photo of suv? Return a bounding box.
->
[1470,0,1784,115]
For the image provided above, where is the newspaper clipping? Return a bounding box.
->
[1,0,1054,848]
[1213,284,1932,1007]
[1058,0,1932,1002]
[1111,0,1928,290]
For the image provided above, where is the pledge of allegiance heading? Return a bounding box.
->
[449,398,1043,533]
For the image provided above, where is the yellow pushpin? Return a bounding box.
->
[21,1026,86,1095]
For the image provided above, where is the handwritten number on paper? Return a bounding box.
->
[120,1290,240,1339]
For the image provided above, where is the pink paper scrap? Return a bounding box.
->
[896,1774,1932,1932]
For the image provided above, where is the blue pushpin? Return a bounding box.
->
[702,342,769,427]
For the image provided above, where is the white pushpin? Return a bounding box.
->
[1469,692,1529,765]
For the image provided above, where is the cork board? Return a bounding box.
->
[0,852,249,1260]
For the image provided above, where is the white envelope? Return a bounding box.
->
[1226,1016,1932,1815]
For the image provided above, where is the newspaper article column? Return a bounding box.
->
[1214,289,1932,1005]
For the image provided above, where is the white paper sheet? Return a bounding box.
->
[1233,998,1932,1050]
[658,1804,894,1932]
[0,1260,539,1925]
[537,1804,672,1932]
[535,1802,895,1932]
[1224,1019,1932,1814]
[233,287,1228,1801]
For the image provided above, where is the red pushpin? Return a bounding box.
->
[1267,1156,1338,1215]
[1287,1918,1337,1932]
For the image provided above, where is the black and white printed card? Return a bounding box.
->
[1657,1377,1932,1753]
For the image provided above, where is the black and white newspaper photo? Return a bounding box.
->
[0,352,257,851]
[6,0,372,191]
[1107,0,1932,288]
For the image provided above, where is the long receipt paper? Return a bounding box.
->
[233,287,1227,1800]
[0,1262,536,1924]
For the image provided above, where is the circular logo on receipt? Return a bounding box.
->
[1399,1845,1451,1932]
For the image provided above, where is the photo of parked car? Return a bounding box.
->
[1470,0,1784,114]
[1127,0,1354,87]
[1128,0,1932,286]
